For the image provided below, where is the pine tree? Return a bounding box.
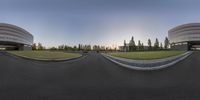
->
[148,39,152,50]
[160,43,163,50]
[164,37,170,49]
[129,36,136,51]
[141,43,144,51]
[38,43,44,50]
[32,43,37,50]
[138,40,141,51]
[78,44,81,51]
[124,40,126,46]
[154,38,159,50]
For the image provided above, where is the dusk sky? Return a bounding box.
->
[0,0,200,48]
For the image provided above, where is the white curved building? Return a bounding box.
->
[169,23,200,50]
[0,23,33,50]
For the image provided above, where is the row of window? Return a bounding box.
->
[169,30,200,38]
[0,31,33,43]
[169,26,200,33]
[0,27,33,39]
[0,35,32,45]
[0,25,30,36]
[169,31,200,43]
[171,42,188,46]
[170,36,200,43]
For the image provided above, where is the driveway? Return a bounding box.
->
[0,51,200,100]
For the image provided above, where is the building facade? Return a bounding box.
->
[169,23,200,50]
[0,23,33,50]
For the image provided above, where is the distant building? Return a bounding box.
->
[169,23,200,50]
[0,23,33,50]
[119,37,148,52]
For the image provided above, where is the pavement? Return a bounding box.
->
[0,51,200,100]
[103,52,192,70]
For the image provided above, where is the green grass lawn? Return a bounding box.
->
[8,51,81,60]
[109,51,186,60]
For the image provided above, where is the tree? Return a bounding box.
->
[124,40,126,46]
[141,43,144,51]
[58,45,65,50]
[49,47,57,50]
[38,43,44,50]
[73,46,77,51]
[129,36,136,51]
[154,38,159,50]
[93,45,100,51]
[83,45,91,51]
[160,43,163,50]
[138,40,142,51]
[148,39,152,50]
[124,40,128,52]
[32,43,37,50]
[164,37,170,49]
[64,45,69,51]
[78,44,82,51]
[100,46,105,51]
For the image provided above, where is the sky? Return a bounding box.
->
[0,0,200,48]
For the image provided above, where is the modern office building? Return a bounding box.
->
[169,23,200,50]
[0,23,33,50]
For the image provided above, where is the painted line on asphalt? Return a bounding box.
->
[102,52,193,71]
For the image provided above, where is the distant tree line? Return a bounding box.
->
[32,43,116,51]
[31,36,170,52]
[32,43,45,50]
[48,44,91,51]
[124,36,170,51]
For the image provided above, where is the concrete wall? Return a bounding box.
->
[171,44,188,50]
[18,45,32,51]
[22,45,32,50]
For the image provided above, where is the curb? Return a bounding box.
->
[4,52,85,62]
[102,51,193,71]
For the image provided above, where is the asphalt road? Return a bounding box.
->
[0,51,200,100]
